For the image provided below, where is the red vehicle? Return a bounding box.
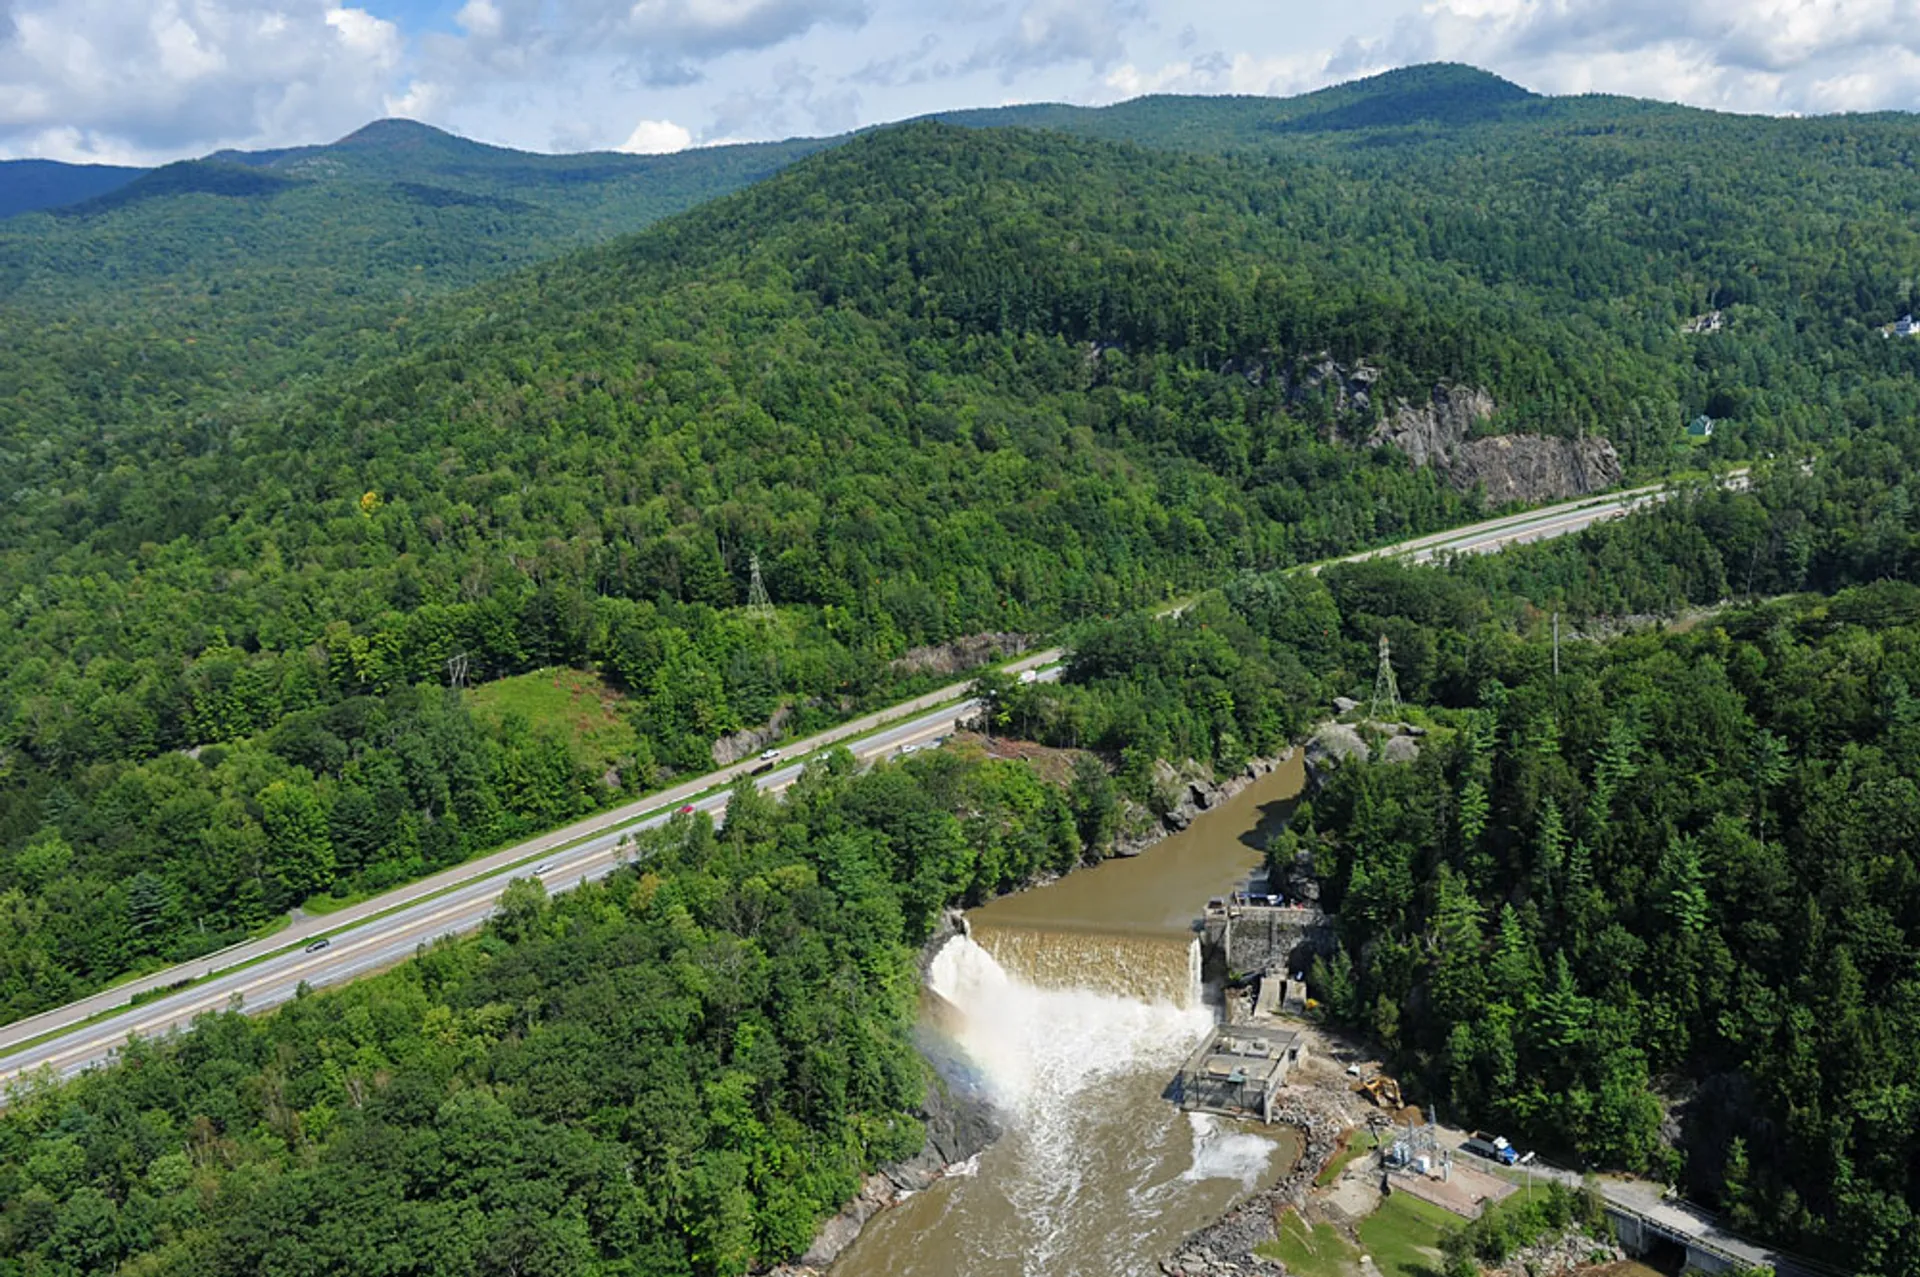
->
[678,804,696,815]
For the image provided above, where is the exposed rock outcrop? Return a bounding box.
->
[1444,432,1622,505]
[1111,751,1296,856]
[1306,722,1370,767]
[1272,354,1622,506]
[712,705,794,767]
[889,632,1033,677]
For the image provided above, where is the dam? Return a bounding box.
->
[831,754,1309,1277]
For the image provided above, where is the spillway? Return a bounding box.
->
[832,755,1306,1277]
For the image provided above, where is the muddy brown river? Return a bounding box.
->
[833,756,1308,1277]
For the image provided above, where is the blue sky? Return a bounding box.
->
[4,0,1920,164]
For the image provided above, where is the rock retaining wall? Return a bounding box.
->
[1161,1097,1348,1276]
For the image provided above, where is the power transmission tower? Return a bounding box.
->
[746,552,774,621]
[445,652,470,706]
[1371,634,1400,721]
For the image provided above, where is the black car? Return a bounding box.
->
[304,937,331,953]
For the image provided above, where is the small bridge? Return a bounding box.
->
[1514,1157,1847,1277]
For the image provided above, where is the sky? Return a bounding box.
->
[5,0,1920,165]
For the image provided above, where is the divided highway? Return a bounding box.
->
[0,653,1061,1088]
[0,471,1741,1090]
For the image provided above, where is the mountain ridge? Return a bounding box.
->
[11,59,1900,221]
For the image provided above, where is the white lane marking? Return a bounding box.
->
[3,694,995,1083]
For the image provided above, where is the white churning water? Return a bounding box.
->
[832,758,1310,1277]
[832,936,1286,1277]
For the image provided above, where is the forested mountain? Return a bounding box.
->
[0,160,144,219]
[12,427,1920,1272]
[0,121,835,491]
[9,72,1920,1020]
[11,64,1920,1273]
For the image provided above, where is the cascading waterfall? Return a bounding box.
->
[927,934,1212,1116]
[833,762,1310,1277]
[866,935,1287,1277]
[965,920,1204,1009]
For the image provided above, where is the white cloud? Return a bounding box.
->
[1392,0,1920,114]
[617,116,693,152]
[1102,50,1333,100]
[455,0,503,39]
[427,0,871,88]
[967,0,1143,79]
[7,0,1920,166]
[0,0,403,162]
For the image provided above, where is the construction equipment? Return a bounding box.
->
[1356,1074,1403,1109]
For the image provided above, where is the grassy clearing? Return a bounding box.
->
[1355,1191,1459,1277]
[1256,1209,1360,1277]
[468,667,637,773]
[1315,1127,1384,1187]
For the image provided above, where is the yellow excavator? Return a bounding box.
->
[1356,1074,1403,1110]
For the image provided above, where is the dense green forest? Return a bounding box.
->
[13,72,1920,1014]
[10,74,1920,1269]
[0,121,832,522]
[974,423,1920,1270]
[0,752,1091,1276]
[13,429,1920,1271]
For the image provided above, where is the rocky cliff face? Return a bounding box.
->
[889,632,1033,677]
[1280,355,1622,505]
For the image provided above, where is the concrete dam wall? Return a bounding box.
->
[1201,899,1337,981]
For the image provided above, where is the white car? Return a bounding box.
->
[757,748,781,762]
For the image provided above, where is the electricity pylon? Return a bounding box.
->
[746,553,773,621]
[1371,634,1400,721]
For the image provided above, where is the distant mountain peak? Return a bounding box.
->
[1345,62,1535,98]
[333,118,467,150]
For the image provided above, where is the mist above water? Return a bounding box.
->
[927,934,1212,1119]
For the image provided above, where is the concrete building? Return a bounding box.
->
[1173,1024,1306,1123]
